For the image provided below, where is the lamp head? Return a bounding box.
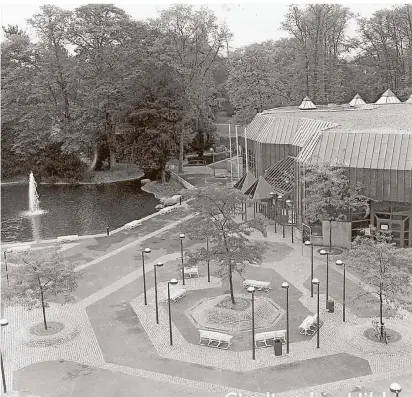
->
[282,282,289,289]
[277,195,283,200]
[156,261,164,267]
[179,233,185,239]
[210,148,214,153]
[304,241,311,246]
[319,249,327,256]
[270,192,275,197]
[247,286,255,293]
[389,383,402,393]
[0,319,8,327]
[312,278,320,285]
[336,260,344,266]
[286,199,292,205]
[143,248,151,254]
[169,278,178,285]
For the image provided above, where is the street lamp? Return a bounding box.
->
[286,200,294,243]
[3,249,10,286]
[210,148,216,177]
[142,248,151,305]
[336,260,346,322]
[282,282,290,354]
[305,241,314,297]
[154,261,164,324]
[247,286,256,360]
[278,195,284,238]
[270,192,277,232]
[319,249,330,307]
[311,278,320,348]
[1,318,8,393]
[179,233,186,285]
[167,278,179,345]
[206,236,210,282]
[389,382,402,397]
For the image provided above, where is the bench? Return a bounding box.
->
[165,288,187,303]
[255,330,286,348]
[299,314,318,335]
[182,266,199,278]
[57,235,79,242]
[243,279,271,292]
[198,330,233,349]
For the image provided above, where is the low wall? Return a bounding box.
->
[171,172,196,190]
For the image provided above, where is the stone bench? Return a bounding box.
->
[243,279,271,292]
[57,235,79,242]
[198,330,233,349]
[299,314,318,335]
[255,330,287,348]
[165,288,186,303]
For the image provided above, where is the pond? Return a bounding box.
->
[1,180,159,243]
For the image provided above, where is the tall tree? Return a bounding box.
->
[2,245,81,330]
[346,229,412,335]
[150,5,230,172]
[183,185,267,304]
[303,163,370,251]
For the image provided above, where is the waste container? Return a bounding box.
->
[326,299,335,313]
[274,339,282,356]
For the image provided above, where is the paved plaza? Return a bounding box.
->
[2,201,412,397]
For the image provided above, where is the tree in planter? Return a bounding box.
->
[1,245,81,330]
[346,229,412,337]
[303,163,369,251]
[183,185,267,304]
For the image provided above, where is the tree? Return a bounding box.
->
[1,245,81,330]
[346,229,412,335]
[182,185,267,304]
[150,5,230,172]
[303,163,370,251]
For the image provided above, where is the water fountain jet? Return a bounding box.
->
[26,172,46,216]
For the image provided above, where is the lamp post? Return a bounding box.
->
[154,261,164,324]
[167,278,179,345]
[312,278,320,348]
[305,241,314,297]
[1,318,8,393]
[389,382,402,397]
[247,286,256,360]
[336,260,346,322]
[210,148,216,177]
[286,200,294,243]
[282,282,290,354]
[142,248,151,305]
[270,192,277,232]
[319,249,330,307]
[206,236,210,282]
[179,233,186,285]
[278,195,284,238]
[3,250,10,286]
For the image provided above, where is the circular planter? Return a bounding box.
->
[18,320,80,348]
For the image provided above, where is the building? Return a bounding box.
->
[237,98,412,247]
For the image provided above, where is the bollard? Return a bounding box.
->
[106,226,110,236]
[179,197,182,205]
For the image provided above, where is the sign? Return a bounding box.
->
[380,224,389,230]
[364,228,371,236]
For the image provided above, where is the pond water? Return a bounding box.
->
[1,180,158,243]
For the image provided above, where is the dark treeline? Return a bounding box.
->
[2,4,411,181]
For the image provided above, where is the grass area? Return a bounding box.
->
[142,179,185,199]
[82,163,143,184]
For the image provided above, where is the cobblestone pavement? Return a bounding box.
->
[3,204,412,396]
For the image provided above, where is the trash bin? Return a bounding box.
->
[326,299,335,313]
[274,339,282,356]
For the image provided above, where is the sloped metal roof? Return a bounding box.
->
[244,176,274,199]
[233,171,257,193]
[306,130,412,170]
[245,115,302,144]
[263,156,296,195]
[291,118,338,148]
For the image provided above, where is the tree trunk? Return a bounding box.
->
[379,283,384,337]
[329,219,332,252]
[178,132,184,173]
[39,282,47,331]
[160,168,166,184]
[229,263,235,305]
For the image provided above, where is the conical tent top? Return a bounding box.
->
[406,94,412,103]
[298,96,317,110]
[375,89,401,104]
[348,94,366,106]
